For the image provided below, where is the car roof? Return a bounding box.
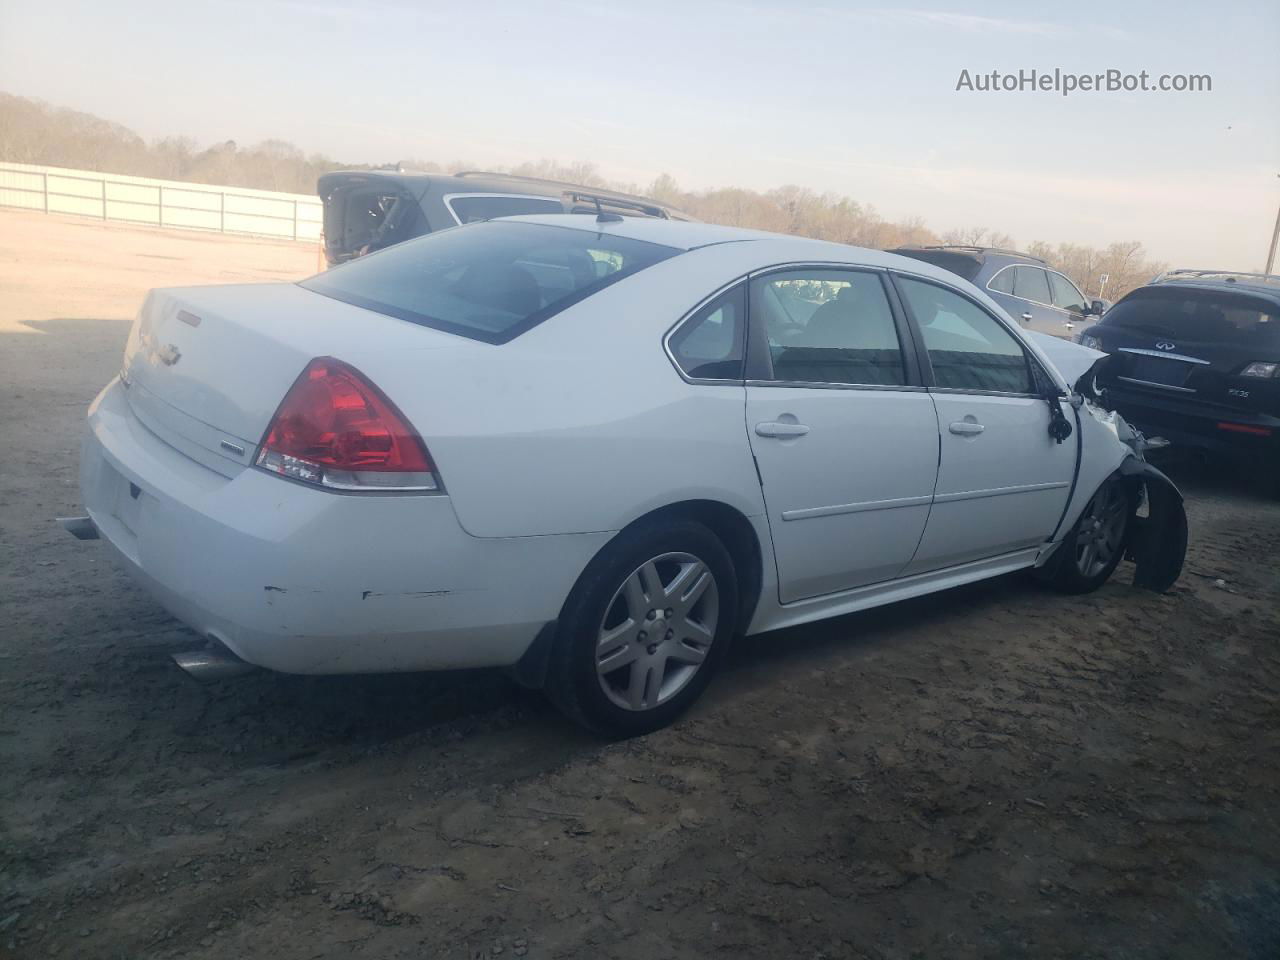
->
[888,245,1047,265]
[501,213,791,250]
[500,214,981,273]
[317,169,689,219]
[1149,270,1280,301]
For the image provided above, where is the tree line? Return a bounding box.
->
[0,92,1164,299]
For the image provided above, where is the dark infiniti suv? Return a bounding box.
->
[887,245,1105,337]
[1076,270,1280,479]
[318,169,688,265]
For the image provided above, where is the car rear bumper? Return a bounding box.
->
[1106,385,1280,459]
[81,378,612,674]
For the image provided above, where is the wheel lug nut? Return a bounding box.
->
[647,644,658,655]
[637,631,647,641]
[665,609,673,617]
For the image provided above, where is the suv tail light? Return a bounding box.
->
[255,357,439,492]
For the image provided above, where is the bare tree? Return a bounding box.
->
[940,226,1016,249]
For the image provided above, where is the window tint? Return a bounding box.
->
[668,286,746,380]
[301,221,679,343]
[1049,272,1087,313]
[897,276,1034,393]
[1012,265,1052,304]
[1103,287,1280,346]
[752,270,906,386]
[447,195,563,224]
[987,267,1015,294]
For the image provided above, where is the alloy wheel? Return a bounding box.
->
[1075,479,1128,579]
[595,551,719,712]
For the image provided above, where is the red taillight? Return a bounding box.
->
[1216,422,1272,437]
[255,357,439,491]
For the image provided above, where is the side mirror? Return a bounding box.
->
[1087,299,1106,316]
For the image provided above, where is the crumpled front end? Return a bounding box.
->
[1071,355,1188,592]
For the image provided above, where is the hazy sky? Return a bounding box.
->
[1,0,1278,268]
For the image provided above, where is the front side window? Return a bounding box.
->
[1049,272,1087,313]
[446,194,563,224]
[897,276,1034,394]
[301,221,679,343]
[668,285,746,380]
[751,270,907,386]
[1012,265,1052,305]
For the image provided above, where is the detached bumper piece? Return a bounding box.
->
[1120,458,1188,593]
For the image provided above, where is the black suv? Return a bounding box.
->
[318,169,688,265]
[1077,270,1280,476]
[887,245,1105,337]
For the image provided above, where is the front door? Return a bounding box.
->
[745,268,940,603]
[892,274,1077,573]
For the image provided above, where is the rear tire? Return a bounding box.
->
[544,519,738,737]
[1043,473,1133,594]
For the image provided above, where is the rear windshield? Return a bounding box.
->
[1104,287,1280,346]
[889,250,983,283]
[301,220,680,343]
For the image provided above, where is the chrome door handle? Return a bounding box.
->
[1021,312,1033,322]
[949,421,985,436]
[755,421,810,438]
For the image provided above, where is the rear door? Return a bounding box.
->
[893,274,1076,573]
[992,265,1068,336]
[745,267,939,602]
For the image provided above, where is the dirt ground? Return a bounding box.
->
[1,209,1278,960]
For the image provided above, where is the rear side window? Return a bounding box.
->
[447,195,563,223]
[668,285,746,380]
[987,267,1015,294]
[753,270,907,386]
[1012,265,1052,304]
[1104,287,1280,346]
[897,276,1033,394]
[301,221,679,344]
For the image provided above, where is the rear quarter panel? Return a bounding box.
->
[367,243,772,538]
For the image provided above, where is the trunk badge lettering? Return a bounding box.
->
[178,310,202,328]
[220,440,246,456]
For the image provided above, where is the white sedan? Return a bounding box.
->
[69,215,1187,734]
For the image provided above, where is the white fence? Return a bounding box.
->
[0,162,323,243]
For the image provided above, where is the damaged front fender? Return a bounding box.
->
[1119,457,1188,593]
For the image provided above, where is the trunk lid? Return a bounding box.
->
[121,283,471,476]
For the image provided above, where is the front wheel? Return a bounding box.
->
[1043,474,1133,594]
[545,520,738,737]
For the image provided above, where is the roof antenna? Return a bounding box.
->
[592,196,623,224]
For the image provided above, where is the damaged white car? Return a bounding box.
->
[65,215,1187,735]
